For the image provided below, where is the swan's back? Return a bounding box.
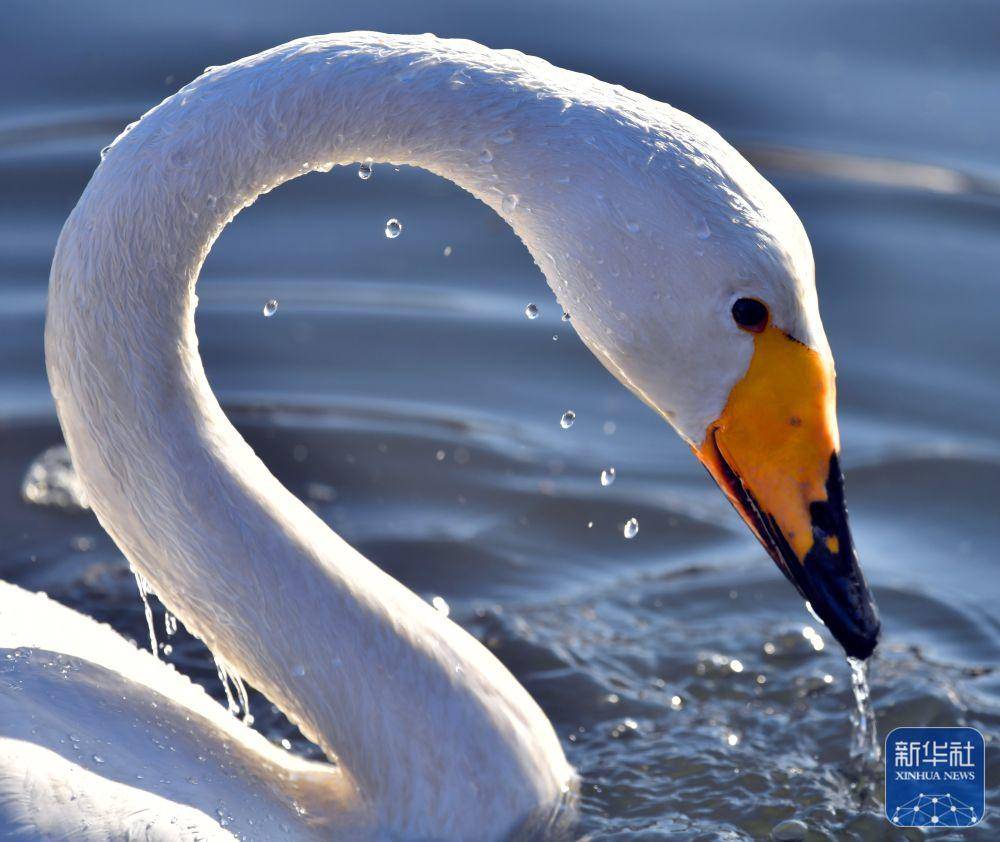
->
[0,581,361,840]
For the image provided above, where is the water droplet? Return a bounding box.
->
[600,468,616,487]
[552,334,558,341]
[479,149,493,164]
[726,732,740,746]
[431,595,450,617]
[358,159,373,180]
[623,517,639,539]
[385,218,402,239]
[560,411,576,429]
[163,644,173,656]
[92,754,105,764]
[281,738,292,750]
[262,299,278,318]
[443,245,453,257]
[524,303,539,319]
[561,311,571,321]
[501,194,519,214]
[132,568,159,658]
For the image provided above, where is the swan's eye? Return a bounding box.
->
[731,298,768,333]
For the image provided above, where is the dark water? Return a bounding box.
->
[2,2,999,839]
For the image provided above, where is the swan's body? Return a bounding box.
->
[0,32,879,840]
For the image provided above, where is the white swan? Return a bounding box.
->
[0,33,879,840]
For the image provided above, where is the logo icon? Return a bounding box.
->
[885,727,985,827]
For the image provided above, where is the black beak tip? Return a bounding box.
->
[829,602,881,661]
[846,624,880,661]
[779,455,882,661]
[800,453,881,660]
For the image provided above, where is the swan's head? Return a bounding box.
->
[535,110,881,659]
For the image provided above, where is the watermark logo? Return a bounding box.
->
[885,727,985,827]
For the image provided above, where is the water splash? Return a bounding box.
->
[21,445,89,510]
[848,656,880,766]
[131,567,159,659]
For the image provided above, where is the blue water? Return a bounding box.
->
[2,3,999,838]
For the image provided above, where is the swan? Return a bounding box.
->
[0,33,880,840]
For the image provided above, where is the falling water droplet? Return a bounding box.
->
[358,159,373,180]
[623,517,639,539]
[443,245,453,257]
[524,303,539,319]
[214,657,254,723]
[501,194,519,214]
[131,567,159,659]
[600,468,616,487]
[848,656,881,766]
[560,411,576,429]
[262,299,278,318]
[215,658,240,716]
[385,218,402,239]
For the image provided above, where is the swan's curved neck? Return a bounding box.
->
[46,34,582,836]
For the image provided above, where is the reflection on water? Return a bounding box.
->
[2,3,1000,838]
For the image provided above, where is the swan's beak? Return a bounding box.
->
[694,326,880,659]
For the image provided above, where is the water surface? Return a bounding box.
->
[1,3,998,839]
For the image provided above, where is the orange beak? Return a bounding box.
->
[694,325,880,659]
